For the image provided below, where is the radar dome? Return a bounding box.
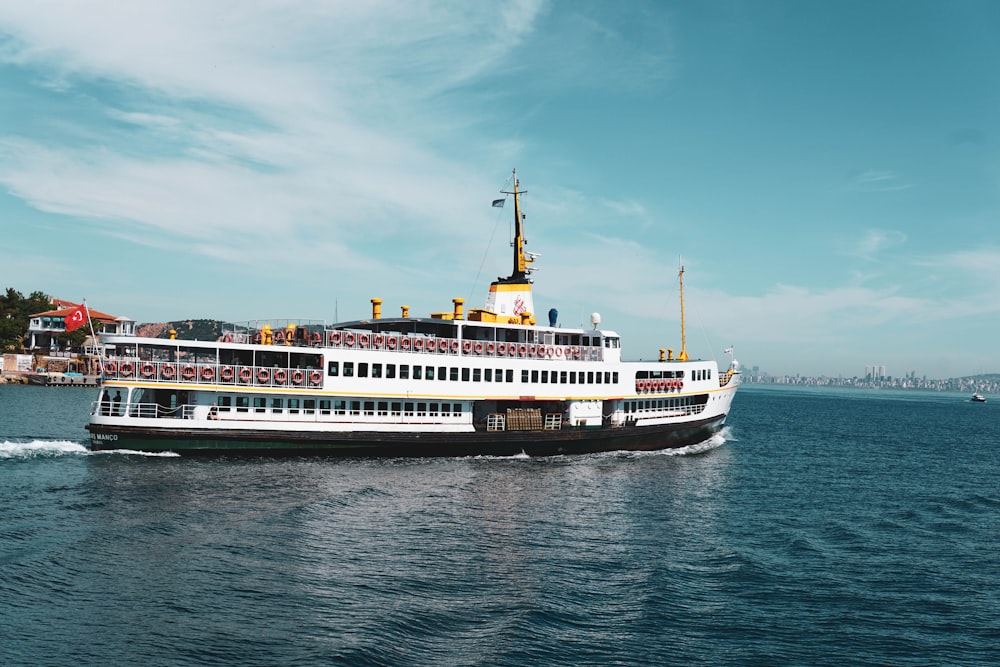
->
[590,312,601,328]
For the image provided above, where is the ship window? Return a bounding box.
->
[350,400,360,415]
[289,399,300,414]
[587,372,594,384]
[429,402,439,414]
[474,368,481,382]
[363,401,374,416]
[560,371,567,384]
[595,372,602,384]
[343,362,354,377]
[450,367,459,381]
[570,372,576,384]
[521,370,529,383]
[391,401,401,415]
[334,400,346,414]
[271,398,283,410]
[219,396,232,408]
[400,365,410,380]
[438,366,447,381]
[531,370,538,383]
[328,361,339,377]
[358,363,369,378]
[372,363,382,378]
[304,399,316,414]
[441,402,451,414]
[613,372,619,383]
[386,364,396,379]
[506,370,513,383]
[425,366,435,380]
[454,403,463,414]
[404,402,414,416]
[320,399,331,415]
[485,368,493,382]
[236,396,249,413]
[377,401,388,416]
[495,368,503,382]
[461,368,470,381]
[541,370,548,383]
[253,397,266,413]
[413,365,422,380]
[416,402,427,416]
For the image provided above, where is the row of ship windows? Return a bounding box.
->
[218,395,464,417]
[625,397,694,412]
[328,361,620,386]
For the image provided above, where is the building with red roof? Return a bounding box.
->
[27,301,135,352]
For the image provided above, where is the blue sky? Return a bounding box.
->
[1,1,998,379]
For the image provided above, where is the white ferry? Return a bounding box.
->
[87,171,740,456]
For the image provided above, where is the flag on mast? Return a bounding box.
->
[64,303,88,332]
[492,198,505,208]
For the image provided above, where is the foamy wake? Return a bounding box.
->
[0,440,179,459]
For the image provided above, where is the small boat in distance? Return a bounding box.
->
[86,169,741,456]
[971,393,986,403]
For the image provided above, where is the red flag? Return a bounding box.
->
[64,304,88,332]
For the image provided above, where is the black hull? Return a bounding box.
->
[86,415,727,457]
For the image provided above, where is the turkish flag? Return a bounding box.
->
[64,304,88,332]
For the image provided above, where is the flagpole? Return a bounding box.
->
[82,299,104,378]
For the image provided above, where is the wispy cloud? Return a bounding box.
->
[849,169,912,192]
[851,228,907,260]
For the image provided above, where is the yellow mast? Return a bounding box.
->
[502,169,532,279]
[677,264,689,361]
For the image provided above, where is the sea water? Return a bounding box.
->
[0,384,997,666]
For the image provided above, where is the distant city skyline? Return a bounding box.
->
[1,2,998,379]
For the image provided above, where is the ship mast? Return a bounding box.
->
[501,169,531,280]
[677,264,689,361]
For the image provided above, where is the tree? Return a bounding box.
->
[0,288,54,351]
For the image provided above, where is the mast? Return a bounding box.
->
[501,169,531,280]
[677,264,689,361]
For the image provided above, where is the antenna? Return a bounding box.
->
[677,261,688,361]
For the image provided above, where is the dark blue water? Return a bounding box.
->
[1,384,997,666]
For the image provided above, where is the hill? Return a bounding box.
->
[136,319,230,341]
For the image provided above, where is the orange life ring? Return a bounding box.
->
[161,364,175,380]
[414,337,424,351]
[257,368,271,383]
[546,347,554,358]
[450,340,459,353]
[181,365,196,381]
[201,366,215,382]
[274,330,285,343]
[291,370,304,385]
[508,344,517,357]
[222,332,233,343]
[359,334,370,348]
[309,370,322,386]
[387,336,398,350]
[274,369,287,385]
[119,362,133,377]
[344,332,355,346]
[427,338,438,352]
[462,340,472,354]
[374,335,384,349]
[474,342,483,354]
[678,380,684,390]
[555,347,563,358]
[402,336,411,350]
[486,342,495,355]
[103,360,117,375]
[573,347,581,359]
[330,331,342,345]
[254,332,262,344]
[140,362,154,378]
[221,366,235,382]
[239,367,252,383]
[518,344,527,356]
[497,343,506,355]
[311,331,321,345]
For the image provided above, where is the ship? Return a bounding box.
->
[86,170,741,456]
